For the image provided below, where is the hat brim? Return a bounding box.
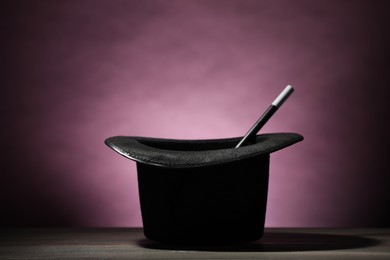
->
[105,133,303,168]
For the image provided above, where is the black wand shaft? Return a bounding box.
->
[235,85,294,148]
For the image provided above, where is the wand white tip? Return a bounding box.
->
[272,85,294,108]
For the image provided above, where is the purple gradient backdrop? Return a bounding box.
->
[1,0,389,227]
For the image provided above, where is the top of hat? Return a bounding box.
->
[105,133,303,168]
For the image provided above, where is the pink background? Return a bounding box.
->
[1,0,389,227]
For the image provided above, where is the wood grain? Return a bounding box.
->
[0,228,389,259]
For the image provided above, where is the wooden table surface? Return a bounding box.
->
[0,228,389,259]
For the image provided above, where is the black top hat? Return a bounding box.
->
[105,132,303,168]
[105,132,303,244]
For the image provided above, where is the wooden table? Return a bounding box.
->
[1,228,389,259]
